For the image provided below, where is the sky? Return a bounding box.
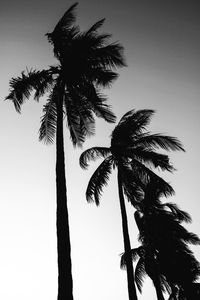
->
[0,0,200,299]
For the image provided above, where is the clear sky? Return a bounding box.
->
[0,1,200,299]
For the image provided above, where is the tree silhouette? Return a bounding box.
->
[5,3,125,300]
[80,109,184,300]
[122,181,200,300]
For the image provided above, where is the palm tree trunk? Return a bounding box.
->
[118,169,138,300]
[56,85,73,300]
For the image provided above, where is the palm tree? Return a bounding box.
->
[121,179,179,300]
[121,244,170,300]
[125,181,200,300]
[5,3,125,300]
[79,109,184,300]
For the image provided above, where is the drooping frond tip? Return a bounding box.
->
[39,93,57,144]
[86,156,113,205]
[79,147,111,169]
[5,69,53,113]
[85,18,105,35]
[45,2,79,42]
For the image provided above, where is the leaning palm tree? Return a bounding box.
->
[79,109,184,300]
[121,205,200,299]
[5,3,125,300]
[126,184,200,300]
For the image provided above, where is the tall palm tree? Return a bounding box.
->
[79,109,184,300]
[5,3,125,300]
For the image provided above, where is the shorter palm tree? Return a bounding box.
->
[122,183,200,300]
[80,109,184,300]
[121,244,170,300]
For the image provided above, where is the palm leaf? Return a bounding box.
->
[180,230,200,245]
[80,147,111,169]
[124,147,175,172]
[120,163,145,205]
[131,159,175,198]
[85,19,105,35]
[46,3,80,61]
[64,93,96,146]
[75,31,125,70]
[163,202,192,223]
[78,32,113,54]
[92,43,126,69]
[5,69,53,112]
[46,2,78,41]
[111,109,155,145]
[86,156,113,205]
[39,90,57,144]
[81,84,116,123]
[135,257,146,293]
[90,69,118,87]
[120,246,144,269]
[134,133,185,152]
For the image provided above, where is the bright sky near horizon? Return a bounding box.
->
[0,1,200,300]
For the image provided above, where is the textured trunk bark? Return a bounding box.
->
[118,169,138,300]
[56,84,73,300]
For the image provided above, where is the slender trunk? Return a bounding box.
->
[118,169,138,300]
[56,84,73,300]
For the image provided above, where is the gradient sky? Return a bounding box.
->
[0,1,200,299]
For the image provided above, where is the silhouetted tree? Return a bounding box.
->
[80,109,184,300]
[5,3,125,300]
[121,244,169,300]
[121,180,176,300]
[123,181,200,300]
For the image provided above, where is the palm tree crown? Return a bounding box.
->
[80,109,184,206]
[6,3,125,145]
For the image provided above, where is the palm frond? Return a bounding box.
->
[74,31,125,70]
[85,19,105,35]
[86,156,113,205]
[34,67,58,100]
[79,147,111,169]
[131,159,175,199]
[111,109,155,145]
[163,203,192,223]
[82,84,116,123]
[46,3,80,61]
[180,230,200,245]
[119,109,154,128]
[159,274,171,294]
[39,90,57,144]
[92,43,126,69]
[120,163,145,205]
[92,98,116,123]
[134,134,185,152]
[91,69,118,87]
[64,93,96,146]
[46,2,78,42]
[120,247,143,270]
[135,257,146,293]
[5,69,53,112]
[124,148,175,172]
[78,32,113,51]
